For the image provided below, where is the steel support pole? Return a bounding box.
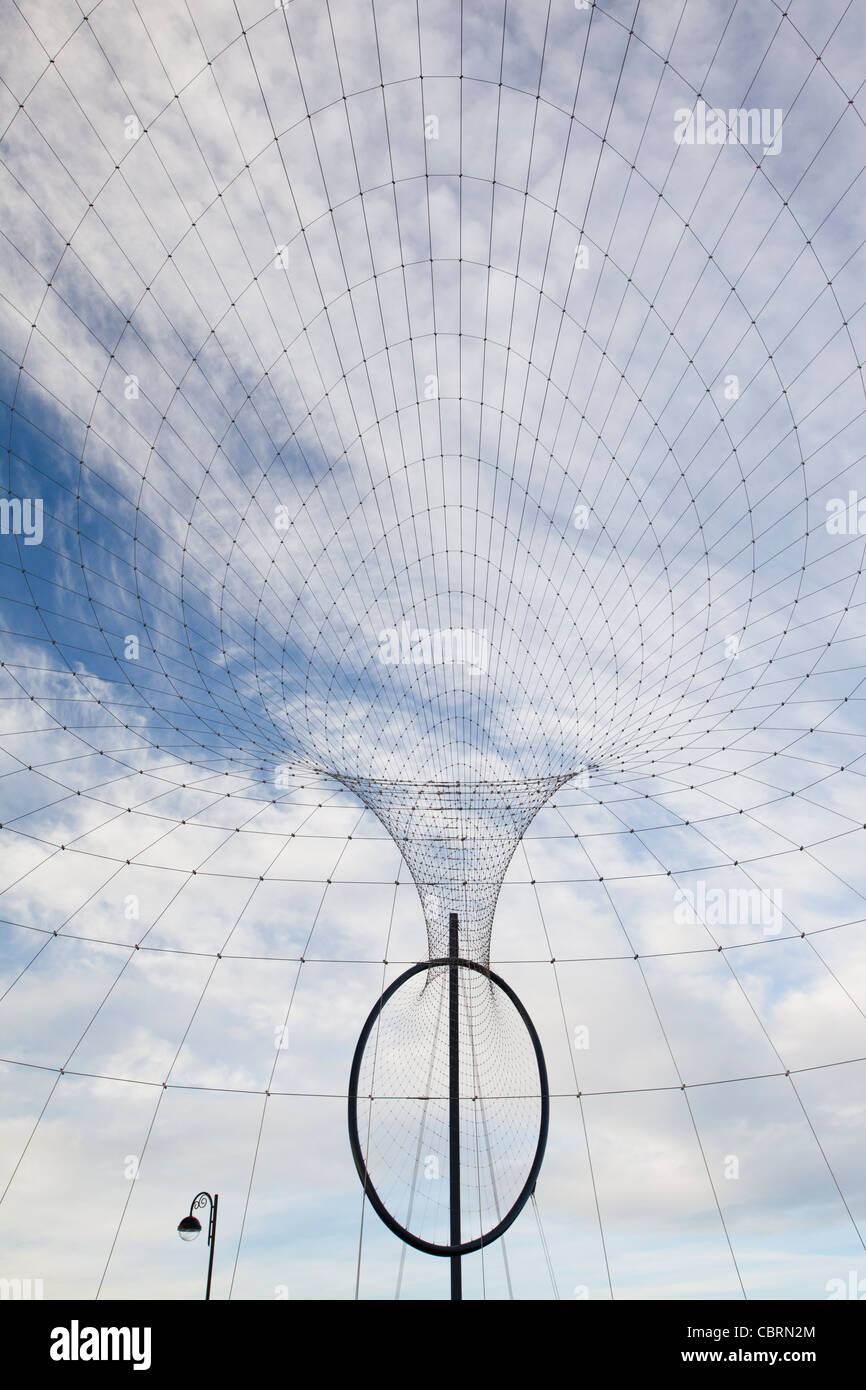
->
[448,911,462,1301]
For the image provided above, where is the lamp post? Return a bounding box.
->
[177,1191,218,1299]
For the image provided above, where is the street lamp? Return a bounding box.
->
[177,1191,218,1299]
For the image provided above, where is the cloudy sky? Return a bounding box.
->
[0,0,865,1299]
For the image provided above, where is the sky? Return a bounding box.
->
[0,0,865,1300]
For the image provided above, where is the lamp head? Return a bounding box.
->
[177,1214,202,1241]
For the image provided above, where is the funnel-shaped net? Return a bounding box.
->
[342,777,566,961]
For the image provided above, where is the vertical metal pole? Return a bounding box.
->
[449,912,462,1301]
[205,1193,218,1301]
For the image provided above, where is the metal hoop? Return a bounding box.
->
[347,956,549,1257]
